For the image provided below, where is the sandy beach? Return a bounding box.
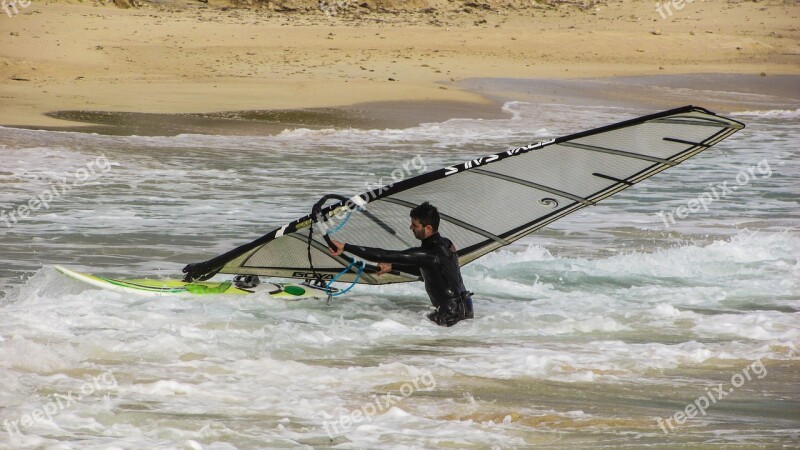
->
[1,0,798,132]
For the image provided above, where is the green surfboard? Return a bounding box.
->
[55,265,325,299]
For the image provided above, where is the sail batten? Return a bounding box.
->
[560,141,679,165]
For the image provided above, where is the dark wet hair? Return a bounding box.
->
[410,201,439,232]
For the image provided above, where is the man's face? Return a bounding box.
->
[410,218,431,240]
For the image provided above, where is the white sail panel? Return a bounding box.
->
[182,106,744,284]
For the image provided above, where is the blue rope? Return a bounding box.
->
[323,208,363,300]
[326,211,352,236]
[326,259,365,298]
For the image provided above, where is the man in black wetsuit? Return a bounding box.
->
[329,202,474,327]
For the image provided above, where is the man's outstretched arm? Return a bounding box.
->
[389,262,422,277]
[329,239,431,275]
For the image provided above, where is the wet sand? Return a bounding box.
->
[459,74,800,113]
[26,99,508,136]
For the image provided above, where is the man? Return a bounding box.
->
[329,202,474,327]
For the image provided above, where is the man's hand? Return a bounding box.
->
[376,262,392,276]
[329,239,345,256]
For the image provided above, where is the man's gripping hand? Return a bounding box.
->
[329,239,345,256]
[376,263,391,276]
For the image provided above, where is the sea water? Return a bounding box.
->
[0,102,798,448]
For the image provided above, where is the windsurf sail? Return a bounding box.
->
[182,105,744,284]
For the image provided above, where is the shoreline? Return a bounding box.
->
[1,1,798,133]
[6,73,798,136]
[14,98,509,136]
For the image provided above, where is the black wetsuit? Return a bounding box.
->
[344,233,473,326]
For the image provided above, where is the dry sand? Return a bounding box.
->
[0,0,798,130]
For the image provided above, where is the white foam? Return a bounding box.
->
[470,243,555,267]
[0,335,80,372]
[369,319,411,332]
[731,108,800,118]
[692,311,800,341]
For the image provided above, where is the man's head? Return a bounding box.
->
[410,202,439,240]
